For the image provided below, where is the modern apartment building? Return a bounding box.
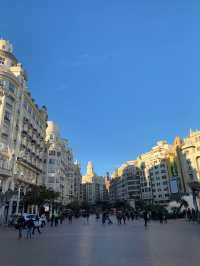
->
[110,161,141,207]
[110,140,186,206]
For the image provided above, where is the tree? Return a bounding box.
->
[23,186,60,208]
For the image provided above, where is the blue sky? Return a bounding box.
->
[1,1,200,175]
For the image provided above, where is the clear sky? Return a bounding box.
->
[1,1,200,175]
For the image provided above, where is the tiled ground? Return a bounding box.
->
[0,216,199,266]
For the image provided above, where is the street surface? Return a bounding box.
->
[0,217,200,266]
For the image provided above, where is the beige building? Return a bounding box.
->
[0,39,48,218]
[110,161,141,206]
[178,130,200,192]
[110,139,185,206]
[45,121,75,205]
[73,161,82,201]
[81,161,104,204]
[137,141,173,204]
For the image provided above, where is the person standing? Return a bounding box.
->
[159,211,163,224]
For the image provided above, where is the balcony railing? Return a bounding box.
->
[0,168,11,177]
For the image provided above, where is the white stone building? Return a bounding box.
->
[0,39,48,219]
[81,161,104,204]
[45,121,75,205]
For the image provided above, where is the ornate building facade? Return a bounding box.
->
[0,39,48,218]
[81,161,104,204]
[45,121,75,205]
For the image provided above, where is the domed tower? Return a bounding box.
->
[86,161,95,176]
[0,39,25,153]
[0,39,27,193]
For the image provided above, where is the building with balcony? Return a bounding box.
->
[0,39,48,218]
[73,161,82,202]
[110,161,141,207]
[81,161,104,204]
[178,130,200,192]
[45,121,75,205]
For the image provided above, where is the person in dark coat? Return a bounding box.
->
[143,210,148,227]
[16,215,25,239]
[26,218,34,239]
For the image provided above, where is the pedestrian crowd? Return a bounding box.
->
[14,206,200,240]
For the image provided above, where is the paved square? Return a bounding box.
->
[0,217,200,266]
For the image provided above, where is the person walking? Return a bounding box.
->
[102,212,106,225]
[122,212,126,224]
[159,211,163,224]
[116,211,122,225]
[86,210,90,224]
[143,210,148,227]
[50,214,55,227]
[107,213,113,225]
[96,212,100,221]
[187,208,192,222]
[192,208,196,222]
[16,214,25,240]
[26,218,34,239]
[32,216,41,235]
[68,211,73,224]
[54,214,59,227]
[130,211,135,221]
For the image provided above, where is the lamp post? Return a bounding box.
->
[16,186,21,215]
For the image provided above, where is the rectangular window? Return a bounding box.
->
[161,170,166,174]
[1,133,8,140]
[0,57,5,65]
[4,111,11,122]
[48,169,56,173]
[49,159,56,164]
[49,150,56,156]
[48,176,54,183]
[6,102,13,110]
[28,106,32,114]
[8,82,15,93]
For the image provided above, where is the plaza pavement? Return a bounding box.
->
[0,216,200,266]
